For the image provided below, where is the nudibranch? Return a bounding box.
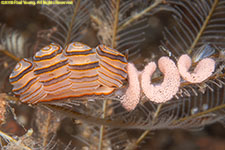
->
[9,42,128,104]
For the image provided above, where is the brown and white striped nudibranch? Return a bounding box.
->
[9,42,128,104]
[64,42,101,95]
[9,58,47,103]
[33,43,72,100]
[96,45,127,88]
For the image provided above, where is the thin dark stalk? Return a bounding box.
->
[112,0,120,48]
[172,103,225,125]
[118,0,163,32]
[188,0,218,54]
[126,104,163,150]
[42,112,52,150]
[98,101,107,150]
[64,0,81,47]
[0,49,20,62]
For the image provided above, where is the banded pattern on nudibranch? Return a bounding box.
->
[96,45,127,88]
[9,58,47,103]
[65,42,99,91]
[64,42,115,96]
[9,42,128,103]
[33,43,72,100]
